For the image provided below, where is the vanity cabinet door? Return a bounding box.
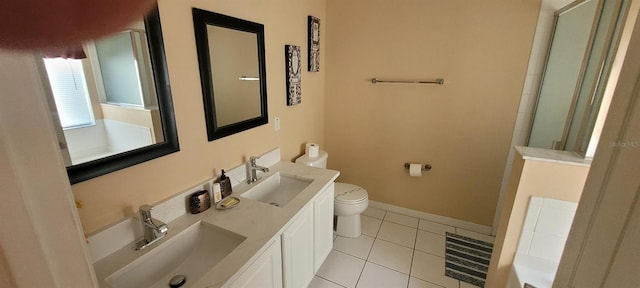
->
[229,239,283,288]
[281,204,314,288]
[314,183,334,272]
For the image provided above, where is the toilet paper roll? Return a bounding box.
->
[306,143,320,157]
[409,163,422,177]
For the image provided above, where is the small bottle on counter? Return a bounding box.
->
[219,170,232,198]
[212,183,222,204]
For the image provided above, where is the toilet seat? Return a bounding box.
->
[334,183,368,204]
[294,150,369,238]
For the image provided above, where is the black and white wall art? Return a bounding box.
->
[308,16,320,72]
[285,44,301,106]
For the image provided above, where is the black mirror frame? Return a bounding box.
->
[192,8,269,141]
[67,7,180,184]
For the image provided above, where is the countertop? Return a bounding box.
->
[93,161,339,288]
[515,146,592,167]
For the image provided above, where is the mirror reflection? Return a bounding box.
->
[193,8,268,141]
[41,22,162,166]
[207,25,262,127]
[38,7,179,183]
[528,0,628,156]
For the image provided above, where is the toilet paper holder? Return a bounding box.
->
[404,163,432,171]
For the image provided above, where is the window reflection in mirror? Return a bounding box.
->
[41,19,164,166]
[38,7,179,184]
[42,58,95,130]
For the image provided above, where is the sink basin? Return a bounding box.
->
[241,172,312,207]
[105,221,245,288]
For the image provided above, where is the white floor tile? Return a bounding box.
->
[317,250,365,288]
[408,277,444,288]
[415,230,445,257]
[454,228,495,244]
[384,211,419,228]
[315,207,492,288]
[362,206,386,219]
[361,215,382,237]
[419,219,456,235]
[308,276,345,288]
[333,235,375,260]
[368,239,413,274]
[355,262,409,288]
[377,221,417,248]
[411,250,459,288]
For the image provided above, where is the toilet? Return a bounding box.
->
[295,150,369,238]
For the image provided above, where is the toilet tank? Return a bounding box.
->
[295,150,328,168]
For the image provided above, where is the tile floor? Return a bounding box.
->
[309,207,495,288]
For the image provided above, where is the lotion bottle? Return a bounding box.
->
[219,170,232,198]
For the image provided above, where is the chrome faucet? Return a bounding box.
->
[247,156,269,184]
[135,205,168,250]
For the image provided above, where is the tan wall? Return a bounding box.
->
[81,58,104,120]
[150,109,163,142]
[0,248,16,288]
[485,156,590,287]
[73,0,327,234]
[324,0,541,226]
[1,51,97,287]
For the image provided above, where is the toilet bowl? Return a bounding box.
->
[295,150,369,238]
[334,183,369,238]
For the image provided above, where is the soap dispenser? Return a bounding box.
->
[219,170,232,198]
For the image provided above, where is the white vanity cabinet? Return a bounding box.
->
[228,239,283,288]
[231,182,335,288]
[280,183,334,288]
[313,183,334,272]
[282,203,314,288]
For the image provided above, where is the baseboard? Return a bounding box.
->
[368,200,493,235]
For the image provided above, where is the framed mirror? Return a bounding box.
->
[192,8,268,141]
[38,7,179,184]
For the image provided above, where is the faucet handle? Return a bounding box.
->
[140,204,153,212]
[139,204,153,219]
[249,156,260,165]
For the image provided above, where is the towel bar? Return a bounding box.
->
[371,78,444,85]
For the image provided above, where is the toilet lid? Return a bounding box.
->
[334,182,368,203]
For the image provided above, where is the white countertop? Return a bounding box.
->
[92,161,339,288]
[515,146,592,167]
